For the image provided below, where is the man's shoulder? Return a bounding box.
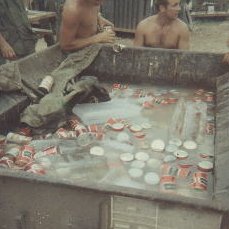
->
[63,0,82,17]
[175,19,189,33]
[138,16,156,28]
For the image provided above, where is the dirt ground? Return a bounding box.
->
[36,20,229,53]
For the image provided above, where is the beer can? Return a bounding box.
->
[68,117,81,131]
[103,25,113,32]
[160,175,176,191]
[0,156,14,168]
[24,162,46,175]
[38,75,54,94]
[15,145,35,167]
[56,128,68,139]
[191,172,208,190]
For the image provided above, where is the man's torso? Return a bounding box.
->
[143,17,182,49]
[65,0,99,39]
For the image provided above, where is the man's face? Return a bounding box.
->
[160,0,181,20]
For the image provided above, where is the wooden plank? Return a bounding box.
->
[191,11,229,18]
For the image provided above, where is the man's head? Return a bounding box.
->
[155,0,181,19]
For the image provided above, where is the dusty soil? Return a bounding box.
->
[36,20,229,53]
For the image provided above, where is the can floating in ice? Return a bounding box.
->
[0,156,14,168]
[68,117,81,131]
[15,145,35,167]
[24,162,46,175]
[192,172,208,190]
[160,175,176,191]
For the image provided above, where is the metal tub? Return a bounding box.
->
[1,45,229,229]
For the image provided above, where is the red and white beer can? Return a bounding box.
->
[15,145,35,167]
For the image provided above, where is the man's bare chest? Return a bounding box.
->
[145,27,180,49]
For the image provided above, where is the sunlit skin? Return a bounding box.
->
[223,38,229,64]
[59,0,116,51]
[0,33,17,60]
[134,0,190,50]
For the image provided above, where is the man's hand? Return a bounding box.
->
[98,14,114,30]
[223,52,229,64]
[0,41,16,60]
[96,30,116,43]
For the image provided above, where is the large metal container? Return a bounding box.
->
[1,45,229,229]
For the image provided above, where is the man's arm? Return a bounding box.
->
[98,13,114,29]
[223,52,229,64]
[133,23,145,47]
[0,33,16,59]
[178,24,190,50]
[59,7,115,51]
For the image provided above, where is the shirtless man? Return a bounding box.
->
[134,0,190,50]
[59,0,116,51]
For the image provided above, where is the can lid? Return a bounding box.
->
[128,168,143,178]
[165,144,178,153]
[198,161,213,171]
[144,172,160,185]
[164,155,177,163]
[129,124,142,132]
[117,132,130,142]
[174,150,189,159]
[135,152,150,161]
[169,138,182,147]
[120,152,134,162]
[131,160,145,169]
[90,146,104,156]
[151,139,165,152]
[147,158,162,168]
[111,122,125,131]
[133,131,145,139]
[183,140,197,150]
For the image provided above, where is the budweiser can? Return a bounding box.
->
[87,124,100,133]
[15,145,35,167]
[191,172,208,190]
[6,132,32,144]
[24,162,46,175]
[56,128,68,138]
[0,156,14,168]
[160,175,176,191]
[68,117,81,130]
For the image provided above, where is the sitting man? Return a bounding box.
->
[59,0,116,51]
[0,0,37,65]
[134,0,190,50]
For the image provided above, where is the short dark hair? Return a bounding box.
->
[154,0,169,12]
